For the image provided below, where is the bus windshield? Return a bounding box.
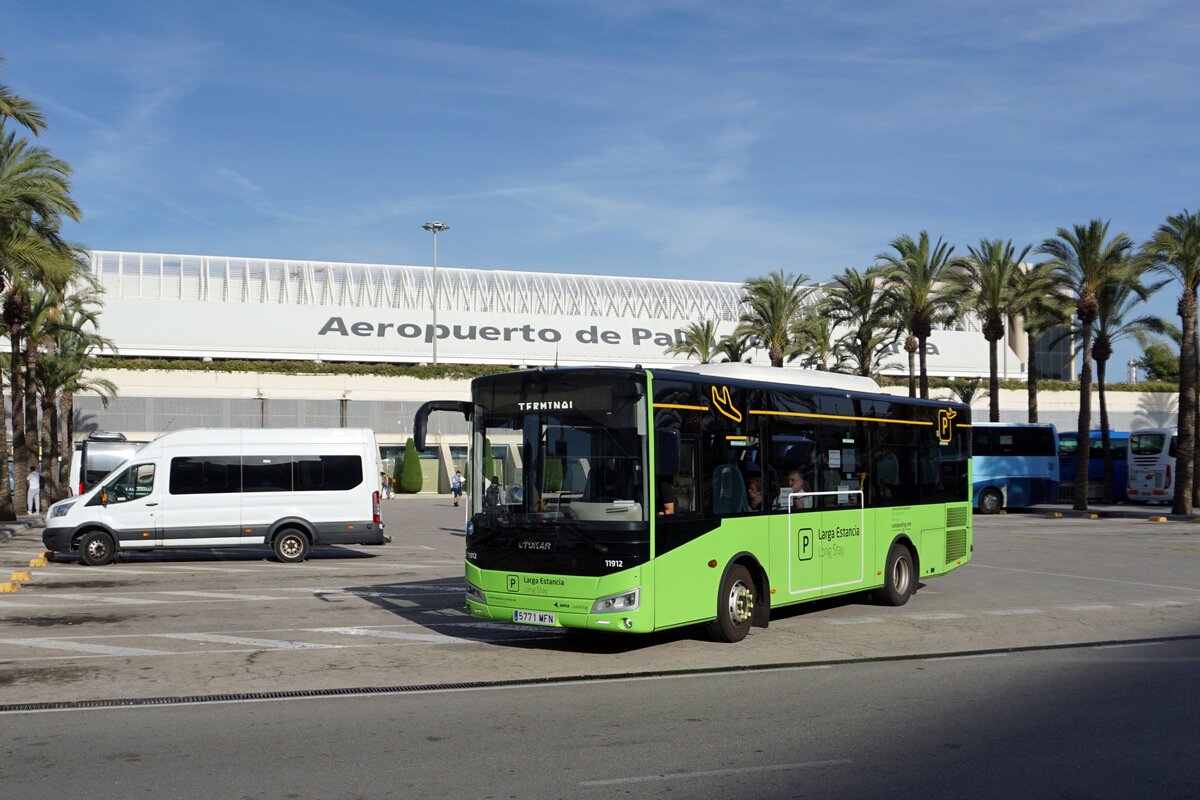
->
[472,372,648,528]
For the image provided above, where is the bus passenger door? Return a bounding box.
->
[769,504,823,602]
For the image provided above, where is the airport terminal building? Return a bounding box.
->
[76,249,1090,477]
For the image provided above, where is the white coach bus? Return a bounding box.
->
[43,428,388,565]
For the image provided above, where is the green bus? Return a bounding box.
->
[415,363,972,643]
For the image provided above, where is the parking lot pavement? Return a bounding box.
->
[2,497,1198,707]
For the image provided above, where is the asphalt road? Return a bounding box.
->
[1,498,1198,798]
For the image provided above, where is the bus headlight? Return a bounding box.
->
[50,502,74,519]
[591,588,639,613]
[465,581,487,604]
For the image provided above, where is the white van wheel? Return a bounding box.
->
[78,531,115,566]
[273,530,310,563]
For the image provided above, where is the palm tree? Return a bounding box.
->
[877,232,958,398]
[37,308,118,501]
[716,330,754,364]
[1037,219,1134,510]
[1016,263,1070,423]
[1142,209,1200,514]
[824,267,902,378]
[0,56,46,134]
[663,319,720,364]
[946,377,983,406]
[735,270,813,367]
[1092,264,1164,501]
[947,239,1033,421]
[790,304,836,370]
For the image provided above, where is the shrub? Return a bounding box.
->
[398,437,423,494]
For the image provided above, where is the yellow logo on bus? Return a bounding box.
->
[937,408,957,443]
[711,385,742,423]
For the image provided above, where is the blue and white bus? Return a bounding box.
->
[971,423,1060,514]
[1127,427,1177,505]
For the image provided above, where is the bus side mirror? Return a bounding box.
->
[656,429,680,476]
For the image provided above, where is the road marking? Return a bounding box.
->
[579,759,852,787]
[42,593,167,605]
[1129,600,1188,608]
[155,565,271,573]
[159,591,287,601]
[969,564,1200,593]
[154,632,341,650]
[6,638,168,656]
[306,627,469,644]
[907,612,968,620]
[1094,641,1167,650]
[1058,604,1117,612]
[984,608,1045,616]
[823,617,882,625]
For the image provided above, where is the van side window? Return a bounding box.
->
[243,456,292,492]
[294,456,363,491]
[170,456,240,494]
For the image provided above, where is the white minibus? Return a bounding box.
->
[44,428,388,565]
[1126,427,1177,504]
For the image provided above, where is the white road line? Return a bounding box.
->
[969,563,1200,593]
[823,617,882,625]
[1094,641,1167,650]
[1058,604,1117,612]
[42,593,167,605]
[155,565,271,573]
[154,632,341,650]
[6,638,168,657]
[1129,600,1188,608]
[159,591,287,601]
[907,612,969,620]
[579,759,852,787]
[306,627,470,644]
[984,608,1045,616]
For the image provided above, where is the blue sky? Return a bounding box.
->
[2,0,1198,372]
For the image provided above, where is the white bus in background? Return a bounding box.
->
[44,428,388,565]
[1127,428,1177,505]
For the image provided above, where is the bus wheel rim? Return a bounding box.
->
[727,580,753,623]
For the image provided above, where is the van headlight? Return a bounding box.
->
[50,502,74,519]
[591,588,640,613]
[465,581,487,604]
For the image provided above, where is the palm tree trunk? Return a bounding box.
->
[988,337,1000,422]
[24,343,39,491]
[8,322,27,515]
[1026,332,1039,424]
[0,370,14,521]
[1173,291,1195,515]
[906,337,916,398]
[59,392,75,494]
[39,390,59,503]
[918,336,930,399]
[1193,332,1200,508]
[1098,359,1113,503]
[1074,329,1093,511]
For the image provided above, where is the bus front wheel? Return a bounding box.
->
[978,487,1003,514]
[874,544,914,606]
[708,564,755,643]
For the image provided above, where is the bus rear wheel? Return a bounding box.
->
[708,564,755,643]
[978,487,1003,514]
[874,543,914,606]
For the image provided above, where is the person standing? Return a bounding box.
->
[26,466,41,514]
[450,469,464,507]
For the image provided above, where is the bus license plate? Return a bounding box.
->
[513,610,557,626]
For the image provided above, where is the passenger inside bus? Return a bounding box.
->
[746,476,763,511]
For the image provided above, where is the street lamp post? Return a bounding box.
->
[422,221,449,364]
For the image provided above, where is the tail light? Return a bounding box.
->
[79,482,85,495]
[372,490,381,523]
